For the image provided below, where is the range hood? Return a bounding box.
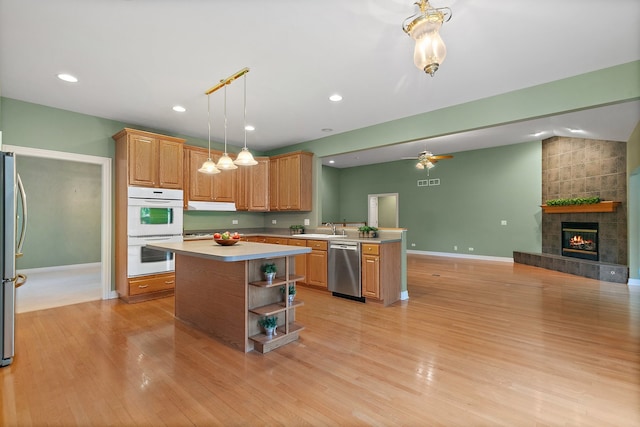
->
[187,201,237,211]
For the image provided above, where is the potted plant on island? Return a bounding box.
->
[280,284,296,304]
[261,263,277,283]
[258,315,278,337]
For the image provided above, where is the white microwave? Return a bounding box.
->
[127,187,183,237]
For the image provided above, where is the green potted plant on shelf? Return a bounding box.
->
[280,284,296,303]
[258,315,278,337]
[289,224,305,235]
[261,263,277,283]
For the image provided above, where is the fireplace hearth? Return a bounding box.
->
[561,222,598,261]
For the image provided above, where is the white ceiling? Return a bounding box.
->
[1,0,639,167]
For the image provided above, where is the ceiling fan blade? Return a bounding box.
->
[428,155,453,160]
[401,156,419,159]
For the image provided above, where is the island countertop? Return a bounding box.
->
[147,240,311,262]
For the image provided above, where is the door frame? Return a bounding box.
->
[3,145,114,300]
[368,193,399,228]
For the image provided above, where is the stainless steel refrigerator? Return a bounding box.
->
[1,152,28,367]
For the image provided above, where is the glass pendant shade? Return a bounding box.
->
[233,147,258,166]
[216,153,237,170]
[412,20,446,76]
[198,158,220,174]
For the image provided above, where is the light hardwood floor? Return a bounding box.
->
[2,255,639,426]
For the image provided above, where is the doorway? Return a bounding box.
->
[368,193,399,228]
[3,145,113,308]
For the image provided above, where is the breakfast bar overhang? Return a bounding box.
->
[148,240,311,353]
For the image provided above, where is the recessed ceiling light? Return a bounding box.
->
[172,105,186,113]
[245,125,255,131]
[57,73,78,83]
[329,160,335,164]
[329,94,342,102]
[532,131,545,137]
[322,128,333,132]
[568,128,585,134]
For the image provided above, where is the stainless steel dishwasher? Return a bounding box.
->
[328,241,364,302]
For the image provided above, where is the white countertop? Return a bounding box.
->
[147,240,311,262]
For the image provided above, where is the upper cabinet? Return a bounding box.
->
[269,151,313,211]
[113,128,185,189]
[184,145,236,205]
[236,156,270,211]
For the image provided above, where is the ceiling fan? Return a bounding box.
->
[403,150,453,173]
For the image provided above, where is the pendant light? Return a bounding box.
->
[402,0,452,76]
[198,93,220,174]
[216,84,238,170]
[233,73,258,166]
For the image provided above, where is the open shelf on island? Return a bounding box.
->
[249,300,304,316]
[249,274,304,288]
[249,323,305,353]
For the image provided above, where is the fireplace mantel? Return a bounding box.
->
[541,201,620,214]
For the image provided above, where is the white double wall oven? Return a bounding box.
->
[127,187,183,277]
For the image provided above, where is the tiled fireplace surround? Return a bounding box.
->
[513,136,629,284]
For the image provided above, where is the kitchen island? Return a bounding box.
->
[147,240,311,353]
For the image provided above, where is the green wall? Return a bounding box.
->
[336,141,542,257]
[627,122,640,280]
[16,157,102,269]
[321,165,341,223]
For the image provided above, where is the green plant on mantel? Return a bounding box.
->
[546,196,601,206]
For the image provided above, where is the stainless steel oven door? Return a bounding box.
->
[127,235,182,277]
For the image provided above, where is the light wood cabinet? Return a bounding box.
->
[269,151,313,211]
[184,145,237,207]
[247,256,304,353]
[306,239,328,289]
[361,242,402,306]
[288,239,307,285]
[236,157,269,211]
[128,272,176,298]
[361,244,380,299]
[113,128,185,303]
[113,128,184,189]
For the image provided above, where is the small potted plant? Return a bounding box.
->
[261,263,277,283]
[280,284,297,304]
[369,226,379,238]
[258,315,278,337]
[358,225,371,238]
[289,224,305,235]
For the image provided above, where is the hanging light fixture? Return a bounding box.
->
[215,84,238,170]
[402,0,452,76]
[233,73,258,166]
[198,93,220,174]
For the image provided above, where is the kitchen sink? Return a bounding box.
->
[292,233,343,239]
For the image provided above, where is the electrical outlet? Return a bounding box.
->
[501,220,507,226]
[232,219,238,225]
[271,219,277,225]
[411,243,416,247]
[304,219,310,226]
[469,247,474,252]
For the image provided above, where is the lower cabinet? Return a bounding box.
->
[126,272,175,302]
[306,239,328,289]
[287,239,307,285]
[361,244,380,299]
[361,242,402,306]
[247,256,304,353]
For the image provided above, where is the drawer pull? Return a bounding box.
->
[165,280,175,285]
[138,284,149,289]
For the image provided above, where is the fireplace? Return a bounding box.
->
[561,222,598,261]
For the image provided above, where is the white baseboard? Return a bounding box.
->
[400,290,409,300]
[628,278,640,286]
[406,250,513,263]
[108,290,119,299]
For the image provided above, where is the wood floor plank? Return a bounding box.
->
[1,255,639,426]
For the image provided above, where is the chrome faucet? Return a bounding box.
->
[325,222,336,235]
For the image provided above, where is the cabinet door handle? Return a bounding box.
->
[138,284,149,289]
[165,280,175,285]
